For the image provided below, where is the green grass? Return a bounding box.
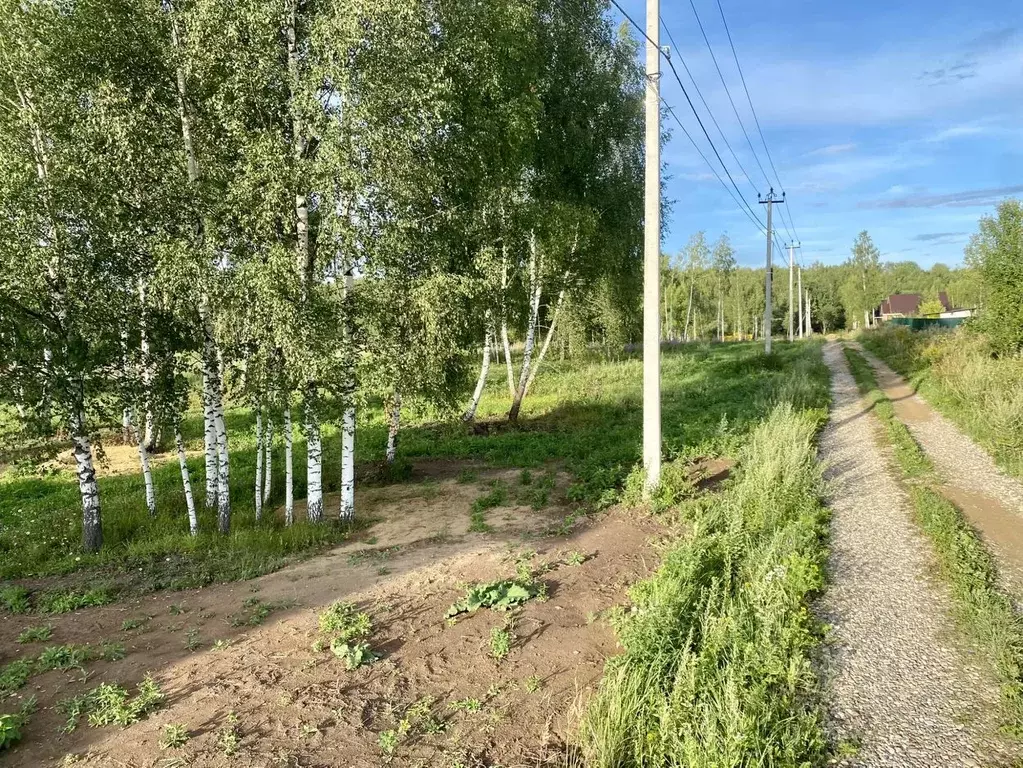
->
[844,344,1023,734]
[580,403,832,766]
[469,483,507,532]
[0,342,828,593]
[861,325,1023,480]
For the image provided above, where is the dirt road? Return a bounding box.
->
[817,342,1017,767]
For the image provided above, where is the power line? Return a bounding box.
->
[681,0,773,192]
[659,22,759,200]
[662,100,767,235]
[608,0,766,235]
[714,0,801,243]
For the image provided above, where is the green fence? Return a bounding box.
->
[886,317,968,330]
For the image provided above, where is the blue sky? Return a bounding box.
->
[612,0,1023,268]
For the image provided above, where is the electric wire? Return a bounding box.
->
[714,0,801,242]
[606,0,765,234]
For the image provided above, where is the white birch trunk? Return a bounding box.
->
[254,407,263,521]
[340,271,355,522]
[202,353,218,508]
[284,407,294,526]
[305,394,323,522]
[214,362,230,533]
[525,284,567,396]
[683,278,695,342]
[175,427,198,536]
[72,409,102,553]
[509,233,542,421]
[262,417,273,505]
[340,404,355,521]
[463,328,492,422]
[135,414,156,517]
[500,244,516,398]
[138,278,157,452]
[385,391,402,463]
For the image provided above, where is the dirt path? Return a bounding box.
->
[818,342,1016,767]
[2,466,662,767]
[852,343,1023,597]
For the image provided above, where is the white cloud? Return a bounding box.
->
[807,143,857,156]
[924,124,989,142]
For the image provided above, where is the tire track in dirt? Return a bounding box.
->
[818,342,1016,767]
[853,342,1023,598]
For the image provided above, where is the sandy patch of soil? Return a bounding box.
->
[0,467,663,767]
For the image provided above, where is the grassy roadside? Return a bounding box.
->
[860,326,1023,481]
[580,366,832,764]
[843,345,1023,734]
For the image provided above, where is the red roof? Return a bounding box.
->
[880,294,921,316]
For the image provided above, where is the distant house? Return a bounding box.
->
[875,292,953,322]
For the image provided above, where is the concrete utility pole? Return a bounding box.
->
[758,189,784,354]
[797,263,804,338]
[642,0,661,491]
[787,241,800,341]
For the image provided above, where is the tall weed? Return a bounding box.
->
[580,405,829,766]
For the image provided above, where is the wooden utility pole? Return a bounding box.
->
[643,0,661,490]
[758,189,784,354]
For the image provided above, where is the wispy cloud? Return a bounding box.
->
[924,124,989,142]
[911,231,968,241]
[808,143,857,156]
[860,185,1023,209]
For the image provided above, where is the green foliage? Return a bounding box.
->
[159,723,190,750]
[0,587,30,614]
[580,405,830,766]
[317,601,376,668]
[317,601,372,642]
[0,661,32,699]
[966,199,1023,354]
[565,551,587,566]
[16,626,52,644]
[228,598,294,628]
[446,579,539,619]
[36,587,114,614]
[862,326,1023,480]
[844,344,1023,732]
[0,697,36,751]
[489,624,512,661]
[448,697,482,713]
[329,640,379,670]
[36,644,93,672]
[59,675,164,732]
[469,483,507,532]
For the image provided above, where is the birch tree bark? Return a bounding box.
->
[202,353,218,508]
[214,354,230,533]
[138,278,157,452]
[305,394,323,522]
[340,403,355,521]
[175,427,198,536]
[385,391,402,463]
[524,283,567,396]
[339,271,355,521]
[133,411,156,517]
[284,406,294,526]
[253,406,263,521]
[500,245,516,398]
[72,408,102,553]
[262,417,273,505]
[683,278,694,342]
[508,233,542,422]
[463,327,492,422]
